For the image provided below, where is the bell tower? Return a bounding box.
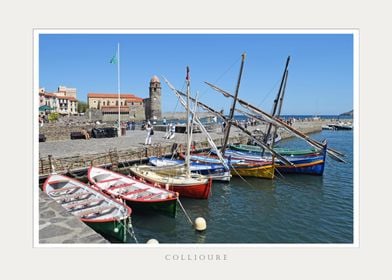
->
[148,75,162,120]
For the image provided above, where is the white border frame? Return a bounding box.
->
[33,28,359,249]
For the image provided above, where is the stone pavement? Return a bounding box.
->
[38,121,325,159]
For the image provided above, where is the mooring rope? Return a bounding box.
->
[125,216,139,244]
[176,197,193,226]
[230,165,257,188]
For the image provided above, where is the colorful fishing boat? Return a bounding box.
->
[220,144,327,176]
[229,144,320,157]
[230,160,275,179]
[43,173,132,242]
[87,166,178,217]
[187,153,275,179]
[149,156,231,181]
[129,164,212,199]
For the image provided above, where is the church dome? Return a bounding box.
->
[150,75,160,83]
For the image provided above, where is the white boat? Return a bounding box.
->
[43,173,132,242]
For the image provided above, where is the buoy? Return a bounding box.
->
[146,239,159,244]
[194,217,207,231]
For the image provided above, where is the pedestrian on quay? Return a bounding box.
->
[145,121,153,145]
[168,122,176,139]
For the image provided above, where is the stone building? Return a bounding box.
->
[87,93,145,122]
[144,75,162,121]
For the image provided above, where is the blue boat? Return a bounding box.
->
[211,143,327,176]
[148,157,231,181]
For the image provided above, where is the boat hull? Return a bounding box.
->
[276,159,325,175]
[85,218,130,243]
[149,157,231,182]
[124,199,177,217]
[222,148,326,176]
[231,164,275,179]
[87,167,178,217]
[129,166,213,199]
[230,144,319,157]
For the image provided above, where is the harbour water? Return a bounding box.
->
[122,129,353,244]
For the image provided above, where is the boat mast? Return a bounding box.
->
[221,52,246,155]
[185,66,191,178]
[264,56,290,146]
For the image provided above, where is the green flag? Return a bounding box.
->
[110,53,117,64]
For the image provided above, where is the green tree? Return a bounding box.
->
[48,112,59,122]
[77,101,88,113]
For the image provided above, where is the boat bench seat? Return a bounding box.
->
[137,192,162,200]
[98,177,122,183]
[56,192,93,203]
[48,186,80,197]
[107,182,135,191]
[121,188,150,197]
[64,198,105,210]
[77,206,116,218]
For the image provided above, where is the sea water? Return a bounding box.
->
[124,129,353,244]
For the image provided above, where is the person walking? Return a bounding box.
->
[145,121,153,145]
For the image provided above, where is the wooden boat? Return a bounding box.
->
[221,144,327,176]
[129,164,213,199]
[230,160,275,179]
[229,144,320,157]
[149,156,231,181]
[43,173,132,242]
[87,166,178,217]
[187,153,275,179]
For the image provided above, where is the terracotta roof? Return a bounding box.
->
[57,96,77,101]
[43,93,57,97]
[101,106,130,113]
[88,93,143,102]
[39,92,77,101]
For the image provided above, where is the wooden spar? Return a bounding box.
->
[264,56,290,146]
[269,69,289,148]
[165,85,294,166]
[185,66,191,178]
[221,52,246,155]
[276,70,289,120]
[204,81,346,162]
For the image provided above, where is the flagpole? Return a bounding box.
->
[117,43,121,136]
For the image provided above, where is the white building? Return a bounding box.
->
[39,86,78,116]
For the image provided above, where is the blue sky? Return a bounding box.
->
[39,32,353,115]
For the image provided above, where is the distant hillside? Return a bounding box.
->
[340,110,353,116]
